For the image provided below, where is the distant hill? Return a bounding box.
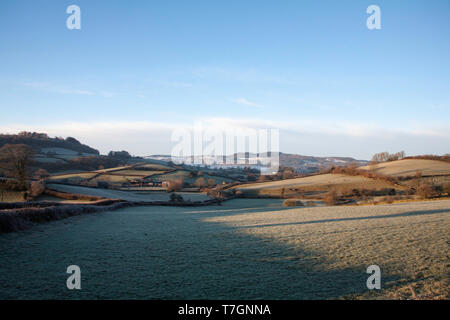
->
[279,153,368,173]
[0,132,99,155]
[0,132,109,173]
[0,132,369,174]
[147,152,368,174]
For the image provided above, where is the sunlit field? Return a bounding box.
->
[1,199,448,299]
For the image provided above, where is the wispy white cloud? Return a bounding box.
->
[18,80,117,97]
[230,98,263,108]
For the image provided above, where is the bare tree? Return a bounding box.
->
[324,189,339,206]
[372,151,406,163]
[415,170,422,188]
[194,177,207,188]
[0,181,5,201]
[30,180,45,197]
[0,144,34,190]
[34,168,50,180]
[371,152,389,163]
[167,177,184,192]
[282,168,295,180]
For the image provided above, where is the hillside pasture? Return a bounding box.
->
[94,165,134,173]
[110,169,166,177]
[48,172,98,181]
[400,175,450,189]
[50,154,84,160]
[39,147,97,162]
[89,174,134,184]
[41,147,79,155]
[33,194,101,204]
[150,170,234,185]
[0,191,26,202]
[235,173,401,198]
[136,163,174,171]
[34,156,67,164]
[47,165,170,185]
[46,184,210,202]
[359,159,450,177]
[121,187,167,191]
[41,147,96,157]
[43,162,238,190]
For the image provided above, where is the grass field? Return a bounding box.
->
[201,199,450,299]
[137,163,174,171]
[49,172,98,180]
[34,156,67,164]
[48,166,169,185]
[149,170,234,185]
[33,194,99,204]
[109,170,165,176]
[46,184,210,202]
[95,166,133,173]
[89,174,132,183]
[45,162,238,190]
[235,173,401,198]
[0,199,448,299]
[0,191,25,202]
[359,159,450,177]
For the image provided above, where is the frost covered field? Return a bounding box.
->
[0,199,448,299]
[46,184,211,202]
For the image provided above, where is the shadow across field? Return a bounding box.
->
[232,208,449,230]
[177,201,399,299]
[0,199,415,299]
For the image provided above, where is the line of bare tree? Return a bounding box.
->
[0,144,34,190]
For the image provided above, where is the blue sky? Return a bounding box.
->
[0,0,449,159]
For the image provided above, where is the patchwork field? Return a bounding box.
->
[32,147,98,165]
[46,162,236,189]
[0,199,448,299]
[46,184,210,202]
[41,147,91,156]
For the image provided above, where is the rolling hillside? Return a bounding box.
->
[235,173,402,199]
[147,152,368,174]
[359,159,450,177]
[0,132,99,155]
